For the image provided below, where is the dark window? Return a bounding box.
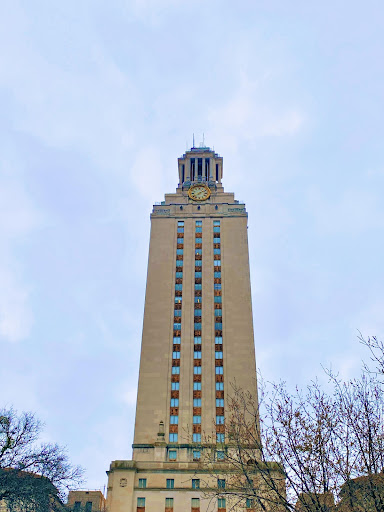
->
[74,503,81,512]
[191,158,195,181]
[216,163,219,181]
[166,478,175,489]
[198,158,202,178]
[182,164,185,183]
[85,503,92,512]
[192,479,200,489]
[205,158,210,179]
[218,478,226,489]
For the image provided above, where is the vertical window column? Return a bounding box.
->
[213,220,225,445]
[169,220,184,444]
[193,220,202,444]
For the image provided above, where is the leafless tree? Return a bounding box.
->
[0,407,83,511]
[203,339,384,512]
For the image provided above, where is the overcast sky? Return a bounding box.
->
[1,0,384,493]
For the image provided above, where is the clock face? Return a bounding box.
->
[188,185,211,201]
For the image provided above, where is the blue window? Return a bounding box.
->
[166,478,174,489]
[217,433,225,443]
[194,351,202,359]
[177,227,184,233]
[175,272,183,278]
[194,309,202,316]
[193,415,201,424]
[214,237,221,243]
[175,297,182,303]
[171,382,179,390]
[213,226,220,233]
[215,323,222,330]
[169,433,178,442]
[172,351,180,359]
[214,261,221,267]
[194,323,202,330]
[173,337,181,344]
[194,284,202,290]
[213,221,220,225]
[172,367,180,374]
[195,297,202,303]
[171,398,179,407]
[215,351,223,359]
[216,382,224,390]
[195,271,202,278]
[216,415,225,424]
[192,480,200,489]
[246,499,255,508]
[193,398,202,407]
[214,296,222,303]
[174,310,182,317]
[215,309,222,316]
[215,337,223,344]
[176,248,183,255]
[214,248,221,255]
[175,284,182,291]
[177,238,184,244]
[191,498,200,507]
[195,238,202,243]
[194,366,202,375]
[169,450,177,460]
[216,367,223,375]
[194,337,202,344]
[214,272,221,278]
[137,498,145,507]
[218,478,226,488]
[193,382,202,390]
[193,433,201,443]
[193,450,201,460]
[176,260,183,266]
[195,227,202,233]
[217,452,225,462]
[196,221,202,226]
[138,478,147,488]
[214,283,222,290]
[195,249,202,255]
[174,323,181,330]
[170,415,178,424]
[216,398,224,407]
[178,221,184,226]
[195,260,202,266]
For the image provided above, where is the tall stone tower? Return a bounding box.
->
[106,146,259,512]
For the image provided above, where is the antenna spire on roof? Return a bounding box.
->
[193,133,195,148]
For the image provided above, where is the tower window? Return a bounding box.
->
[193,433,201,443]
[194,336,202,343]
[216,415,225,424]
[192,497,200,507]
[170,398,179,407]
[215,367,223,375]
[191,158,195,181]
[194,367,202,375]
[192,479,200,489]
[172,367,180,374]
[218,497,226,507]
[170,415,178,424]
[171,382,180,390]
[193,415,201,424]
[165,497,174,508]
[193,450,201,460]
[213,220,220,225]
[205,158,210,179]
[218,479,226,489]
[137,498,146,507]
[213,226,220,233]
[197,158,202,177]
[193,398,202,407]
[169,450,177,460]
[193,382,202,390]
[195,227,202,233]
[138,478,147,488]
[182,164,185,183]
[216,382,224,390]
[215,351,223,359]
[169,433,178,442]
[217,433,225,443]
[178,221,184,226]
[216,398,224,407]
[196,220,202,226]
[194,351,202,359]
[166,479,175,489]
[216,163,219,181]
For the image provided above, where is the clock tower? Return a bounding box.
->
[106,146,259,512]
